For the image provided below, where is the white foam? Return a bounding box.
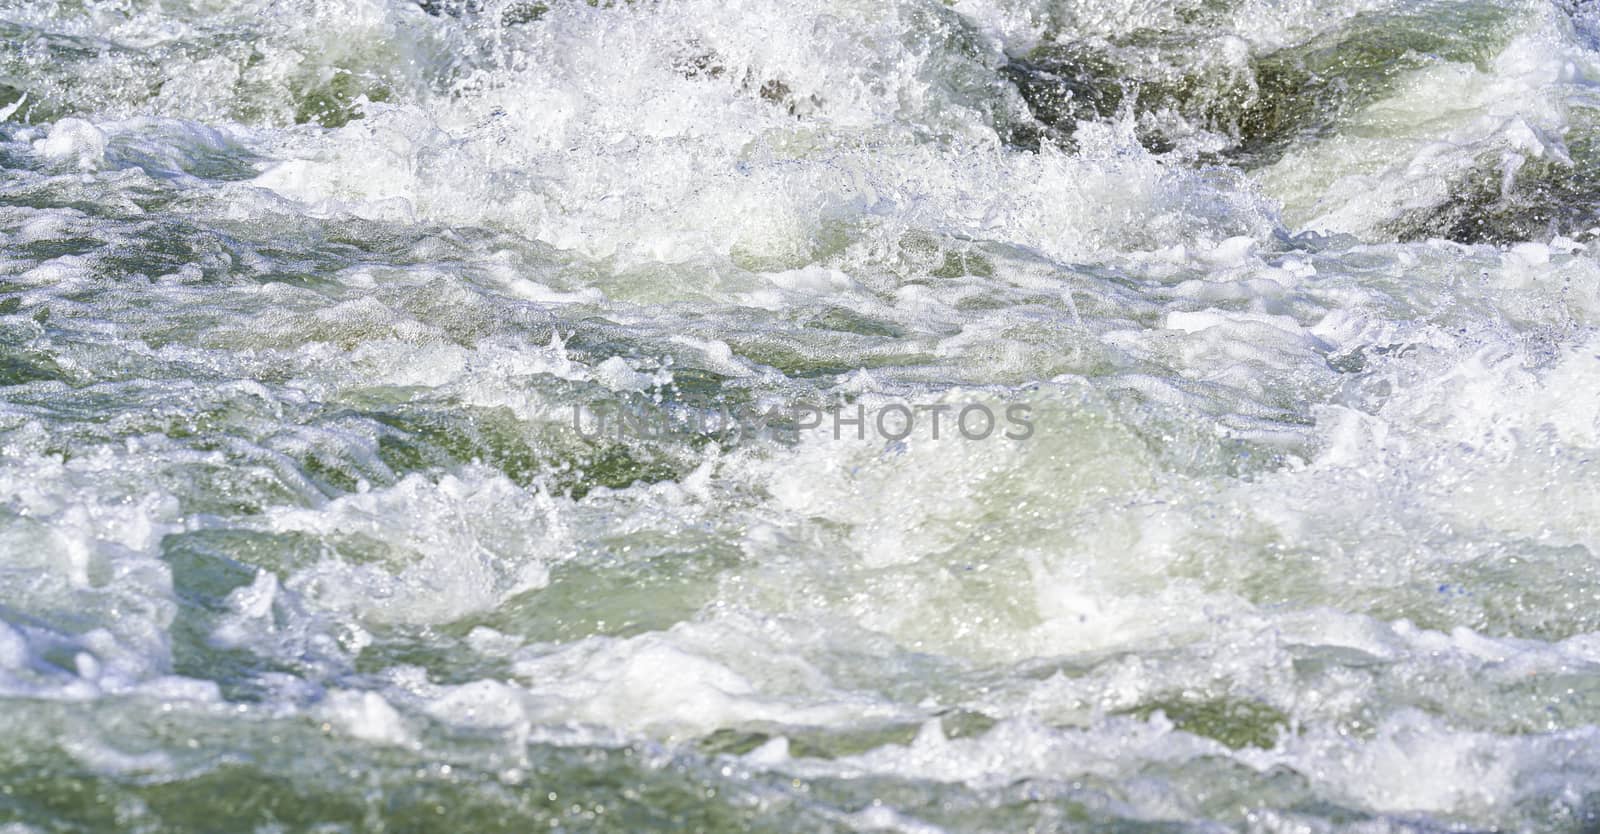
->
[320,690,413,745]
[261,470,572,626]
[34,118,107,169]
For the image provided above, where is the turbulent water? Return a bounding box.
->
[7,0,1600,830]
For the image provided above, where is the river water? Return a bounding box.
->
[4,0,1600,830]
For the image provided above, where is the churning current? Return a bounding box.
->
[4,0,1600,830]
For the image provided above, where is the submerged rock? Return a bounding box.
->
[1388,141,1600,245]
[998,44,1125,152]
[998,0,1510,164]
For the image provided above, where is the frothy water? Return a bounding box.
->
[4,0,1600,830]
